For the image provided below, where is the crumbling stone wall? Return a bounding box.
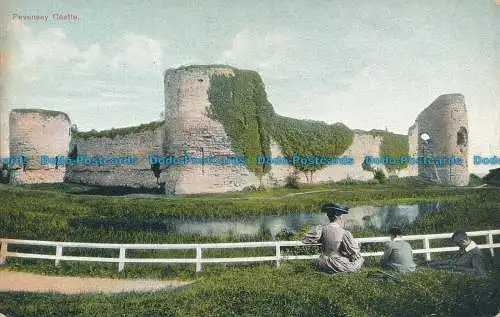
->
[5,65,427,192]
[293,133,383,183]
[67,127,163,188]
[411,94,468,186]
[162,65,416,193]
[9,109,70,184]
[163,66,261,194]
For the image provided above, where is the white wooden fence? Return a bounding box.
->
[1,229,499,272]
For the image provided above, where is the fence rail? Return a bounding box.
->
[1,229,499,272]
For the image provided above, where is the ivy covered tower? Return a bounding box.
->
[163,65,265,194]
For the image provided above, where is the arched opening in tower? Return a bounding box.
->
[419,132,431,151]
[457,127,467,153]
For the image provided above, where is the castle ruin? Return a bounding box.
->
[409,94,469,186]
[1,65,470,192]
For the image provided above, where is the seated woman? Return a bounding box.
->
[380,227,416,272]
[302,203,364,274]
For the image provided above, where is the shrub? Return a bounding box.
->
[469,173,485,186]
[242,185,258,192]
[285,175,300,189]
[374,169,387,184]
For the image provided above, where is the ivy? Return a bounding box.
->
[207,69,274,178]
[73,121,164,140]
[360,129,409,171]
[11,108,70,122]
[269,116,354,173]
[207,66,355,178]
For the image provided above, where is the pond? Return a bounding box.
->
[74,201,449,239]
[171,202,446,238]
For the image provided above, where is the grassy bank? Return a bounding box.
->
[0,184,498,279]
[0,184,499,316]
[0,182,471,246]
[0,264,499,317]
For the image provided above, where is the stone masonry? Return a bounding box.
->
[163,66,261,194]
[3,66,470,192]
[9,109,71,184]
[67,127,163,188]
[411,94,469,186]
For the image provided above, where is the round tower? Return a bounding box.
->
[414,94,468,186]
[9,109,71,183]
[163,65,259,194]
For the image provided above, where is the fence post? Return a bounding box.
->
[423,237,431,261]
[196,246,202,272]
[55,245,63,267]
[118,247,126,272]
[275,242,281,267]
[487,232,494,257]
[0,239,7,264]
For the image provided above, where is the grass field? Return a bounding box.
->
[0,181,499,316]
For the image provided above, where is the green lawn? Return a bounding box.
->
[0,182,499,316]
[0,264,499,317]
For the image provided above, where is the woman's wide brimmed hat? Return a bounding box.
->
[321,203,349,216]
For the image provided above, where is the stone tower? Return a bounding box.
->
[411,94,468,186]
[163,65,259,194]
[9,109,71,184]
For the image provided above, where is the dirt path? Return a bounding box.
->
[0,270,194,294]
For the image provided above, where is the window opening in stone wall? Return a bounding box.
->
[198,79,203,82]
[151,163,161,184]
[22,155,27,172]
[420,132,431,151]
[420,133,431,142]
[457,127,467,153]
[68,145,78,161]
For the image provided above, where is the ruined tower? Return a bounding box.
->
[9,109,71,184]
[163,65,259,194]
[411,94,469,186]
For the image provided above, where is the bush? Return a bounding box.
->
[469,173,485,186]
[242,185,258,192]
[241,184,267,192]
[285,175,300,189]
[374,169,387,184]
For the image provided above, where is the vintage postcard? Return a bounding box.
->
[0,0,499,316]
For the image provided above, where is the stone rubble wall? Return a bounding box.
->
[8,110,70,184]
[413,94,468,186]
[163,67,261,194]
[293,134,382,183]
[161,66,414,193]
[8,66,457,192]
[66,127,163,188]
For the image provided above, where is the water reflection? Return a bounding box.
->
[170,202,444,238]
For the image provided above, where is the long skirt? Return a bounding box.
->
[316,254,364,274]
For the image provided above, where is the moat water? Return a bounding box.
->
[74,201,448,239]
[168,202,445,237]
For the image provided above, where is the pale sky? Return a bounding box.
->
[1,0,499,174]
